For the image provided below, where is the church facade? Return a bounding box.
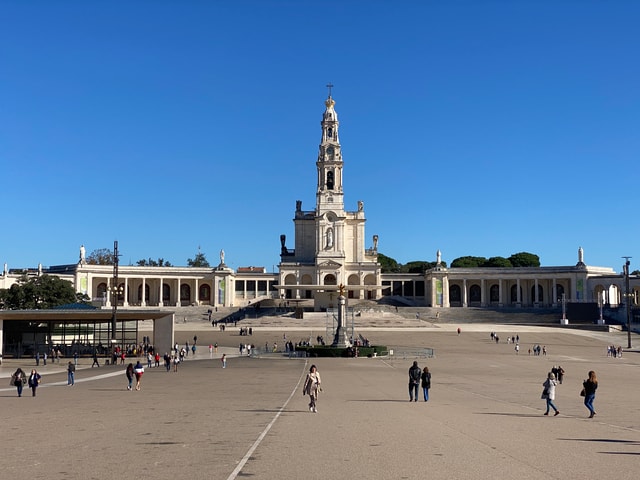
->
[277,93,381,309]
[1,94,638,315]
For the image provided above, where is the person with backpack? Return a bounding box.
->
[408,361,421,402]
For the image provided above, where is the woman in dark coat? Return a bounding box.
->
[125,363,134,390]
[583,370,598,418]
[421,367,432,402]
[28,369,42,396]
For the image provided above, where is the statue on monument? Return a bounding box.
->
[358,200,364,212]
[326,228,333,248]
[220,249,225,265]
[578,246,584,264]
[79,244,86,264]
[373,234,378,251]
[437,249,442,266]
[296,200,302,211]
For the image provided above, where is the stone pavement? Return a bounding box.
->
[1,318,639,480]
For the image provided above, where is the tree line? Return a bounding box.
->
[378,251,541,273]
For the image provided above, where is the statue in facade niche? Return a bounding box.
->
[327,228,334,248]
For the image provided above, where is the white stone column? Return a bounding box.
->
[159,277,164,307]
[123,278,129,307]
[534,278,539,306]
[195,279,199,306]
[141,278,147,306]
[552,278,557,307]
[516,278,521,307]
[462,279,468,307]
[481,279,486,307]
[443,276,450,307]
[176,278,181,306]
[499,279,503,306]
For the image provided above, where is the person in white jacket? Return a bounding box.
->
[303,365,322,413]
[542,372,559,416]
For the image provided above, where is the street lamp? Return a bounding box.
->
[110,240,122,341]
[622,257,632,349]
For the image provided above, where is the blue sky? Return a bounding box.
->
[1,1,639,273]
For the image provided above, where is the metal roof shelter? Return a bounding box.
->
[0,309,174,358]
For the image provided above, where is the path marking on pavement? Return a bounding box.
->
[225,360,309,480]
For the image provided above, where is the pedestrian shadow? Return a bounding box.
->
[559,438,640,446]
[598,452,640,456]
[346,399,422,403]
[481,412,546,418]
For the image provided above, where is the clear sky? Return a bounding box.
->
[1,1,638,274]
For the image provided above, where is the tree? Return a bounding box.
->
[403,261,442,273]
[187,252,210,267]
[86,248,114,265]
[484,256,512,268]
[1,274,86,309]
[451,256,487,268]
[137,258,173,267]
[508,252,540,267]
[631,270,640,276]
[378,253,401,273]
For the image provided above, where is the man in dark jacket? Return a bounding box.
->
[408,361,421,402]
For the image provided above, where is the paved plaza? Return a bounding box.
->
[1,318,639,480]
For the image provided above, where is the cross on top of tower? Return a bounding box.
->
[326,82,334,98]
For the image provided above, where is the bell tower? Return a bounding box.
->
[278,88,381,310]
[316,84,344,214]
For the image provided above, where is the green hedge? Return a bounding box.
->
[295,345,388,358]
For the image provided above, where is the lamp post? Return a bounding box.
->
[110,241,123,342]
[622,257,632,349]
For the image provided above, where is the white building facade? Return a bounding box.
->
[1,95,638,315]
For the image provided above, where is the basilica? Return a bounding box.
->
[1,94,639,316]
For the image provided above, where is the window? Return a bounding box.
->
[469,284,481,302]
[490,284,500,302]
[327,171,334,190]
[450,285,461,302]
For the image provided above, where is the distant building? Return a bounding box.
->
[1,94,638,314]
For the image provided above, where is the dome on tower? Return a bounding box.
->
[323,96,338,121]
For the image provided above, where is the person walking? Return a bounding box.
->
[125,363,134,390]
[12,368,26,397]
[408,361,421,402]
[173,355,180,372]
[542,372,560,416]
[67,361,75,386]
[28,369,42,396]
[91,350,100,368]
[133,361,144,390]
[221,353,227,368]
[583,370,598,418]
[303,364,322,413]
[421,366,432,402]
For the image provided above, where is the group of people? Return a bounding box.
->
[607,345,623,358]
[10,368,42,397]
[408,361,431,402]
[541,369,598,418]
[124,361,145,390]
